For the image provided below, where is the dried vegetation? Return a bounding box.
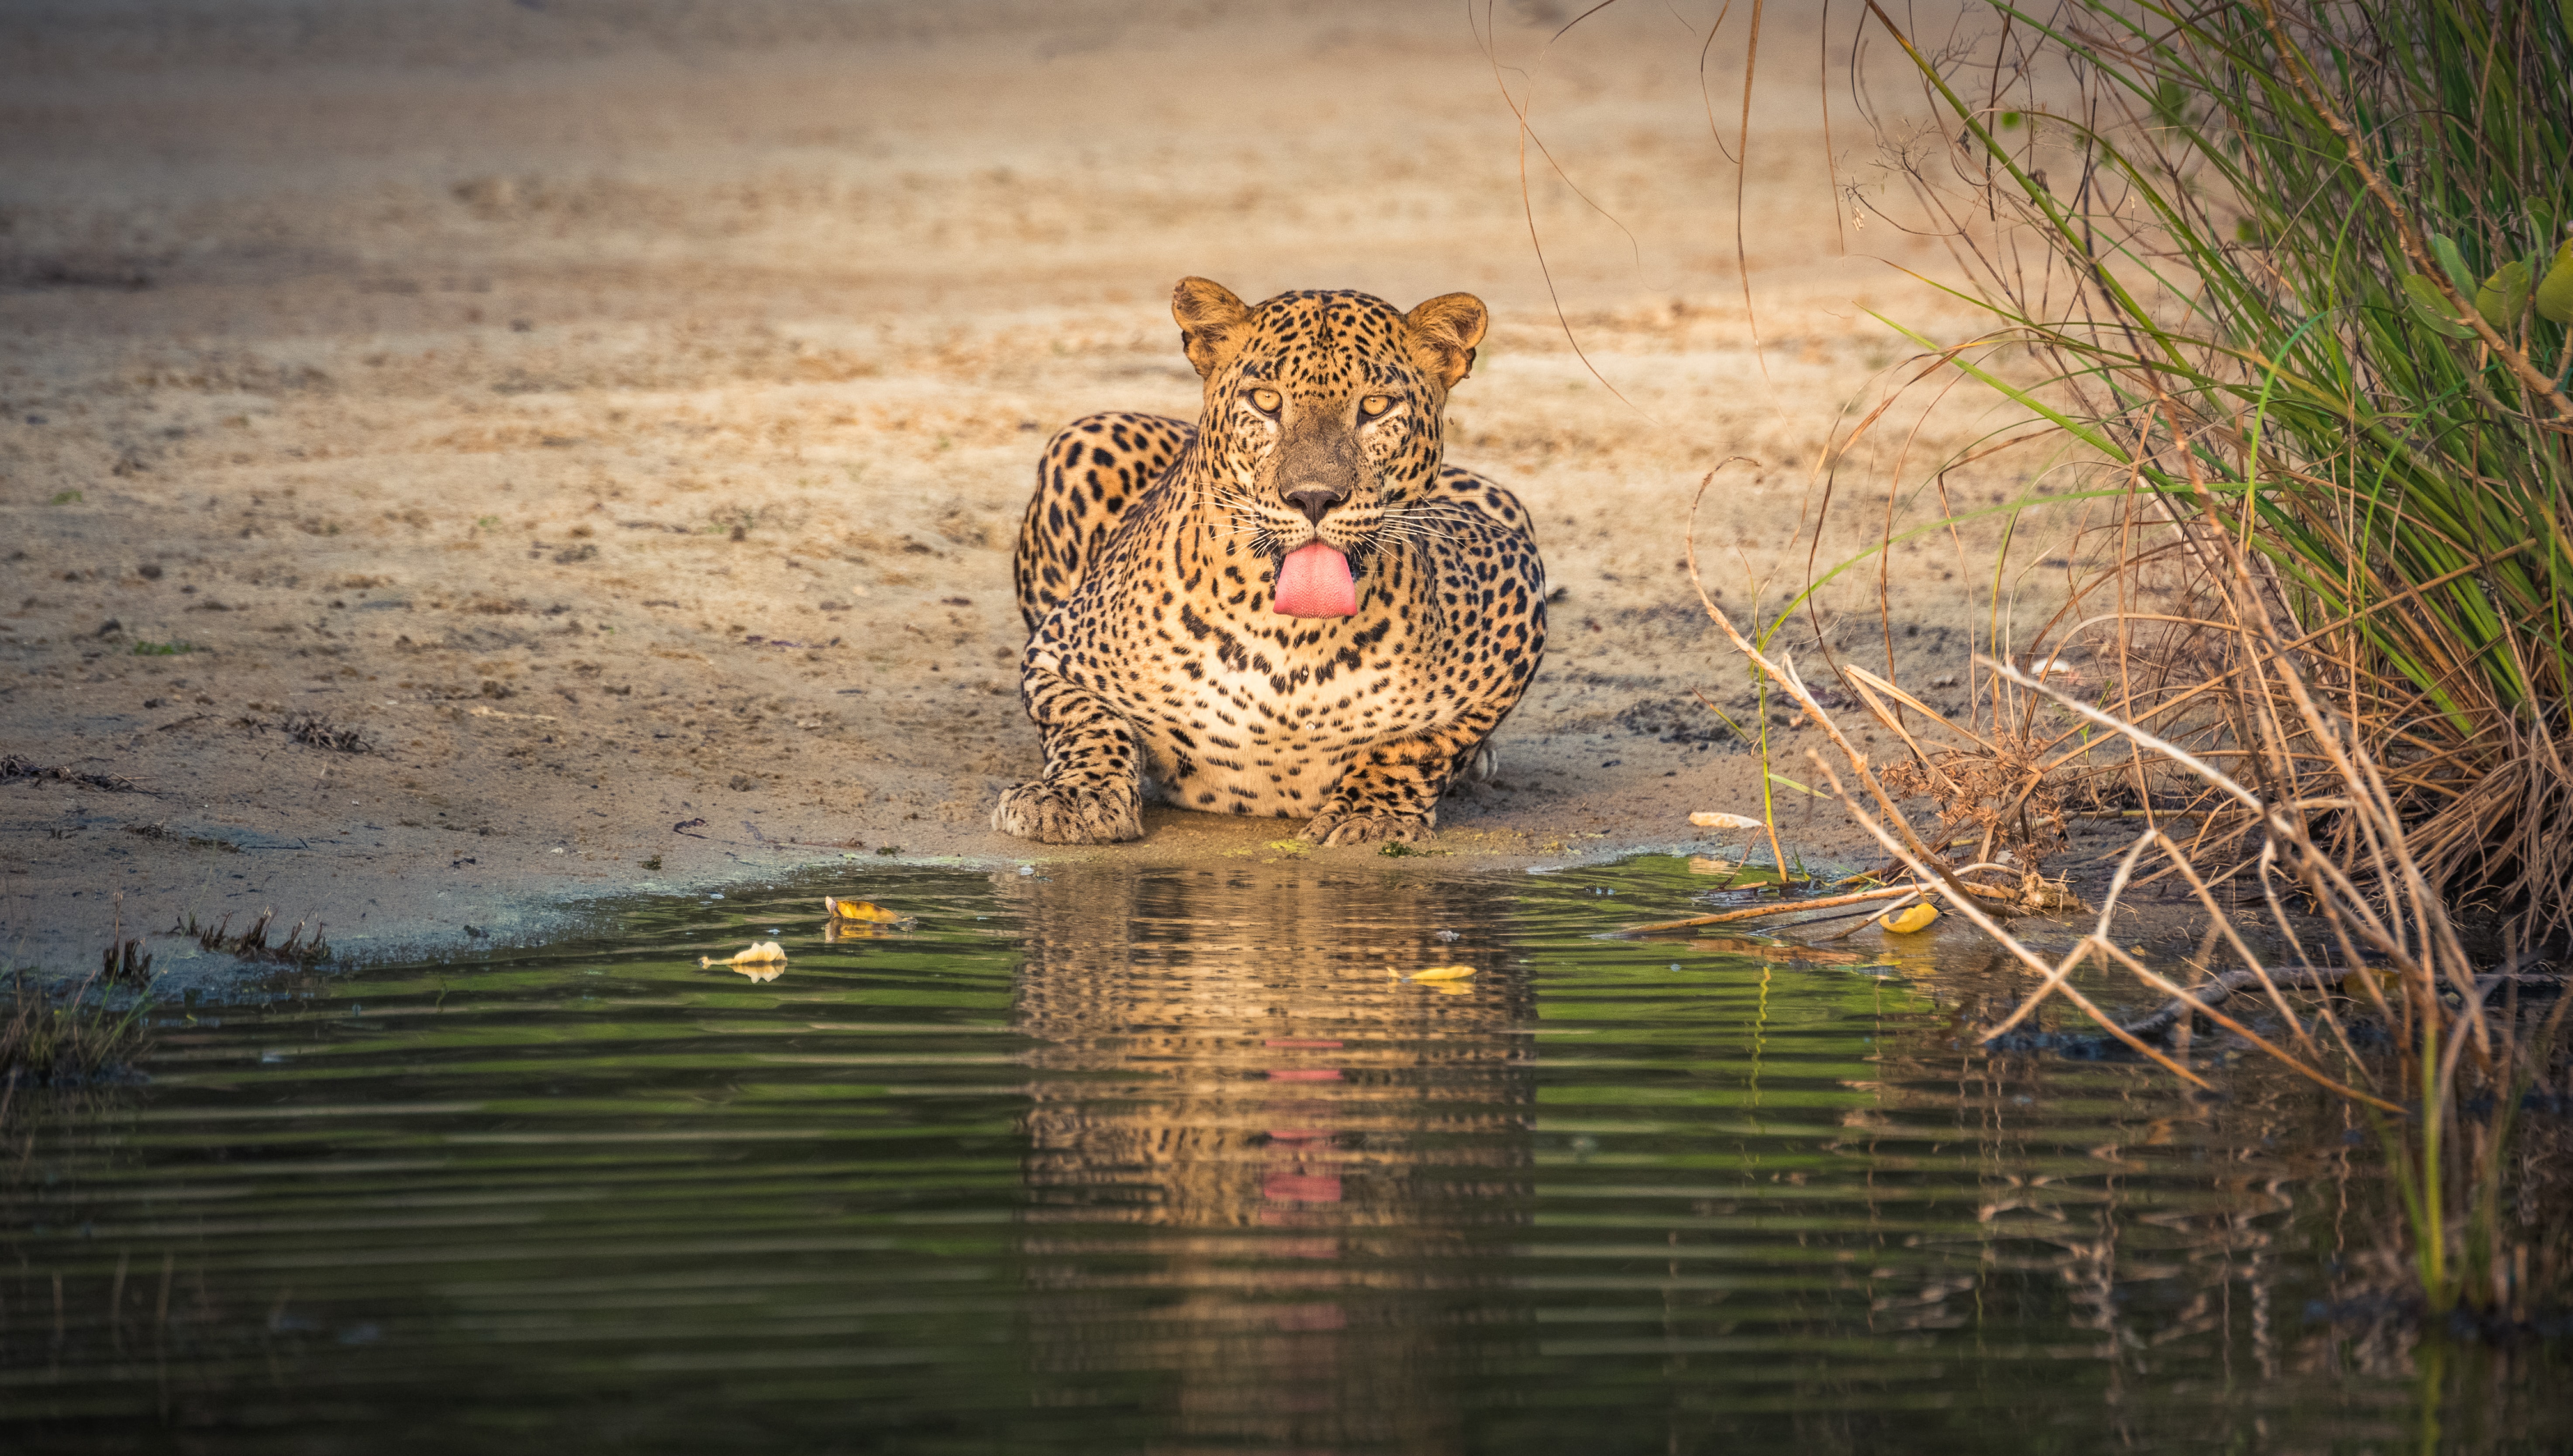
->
[1668,0,2573,1319]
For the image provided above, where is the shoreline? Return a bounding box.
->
[13,788,1859,988]
[3,0,2037,984]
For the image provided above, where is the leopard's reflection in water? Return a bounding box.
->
[1004,863,1536,1451]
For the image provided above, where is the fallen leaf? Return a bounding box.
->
[1690,811,1764,830]
[700,940,787,968]
[823,895,907,923]
[1404,964,1478,981]
[1879,903,1938,934]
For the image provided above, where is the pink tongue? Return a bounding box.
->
[1274,541,1357,618]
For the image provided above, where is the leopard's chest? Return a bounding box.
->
[1094,598,1446,816]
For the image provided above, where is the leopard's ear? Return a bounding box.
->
[1404,292,1490,391]
[1172,277,1255,380]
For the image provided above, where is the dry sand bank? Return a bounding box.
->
[1,0,2069,975]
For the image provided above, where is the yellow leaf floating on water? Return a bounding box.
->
[1404,964,1478,981]
[1879,903,1939,935]
[700,940,787,968]
[823,895,907,923]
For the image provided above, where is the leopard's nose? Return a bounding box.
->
[1284,487,1343,524]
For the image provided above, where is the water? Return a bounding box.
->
[4,856,2565,1452]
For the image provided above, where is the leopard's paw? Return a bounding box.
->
[1300,807,1433,848]
[991,779,1144,844]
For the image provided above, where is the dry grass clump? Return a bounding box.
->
[1822,0,2573,948]
[1874,728,2070,870]
[1614,0,2571,1329]
[279,713,370,753]
[0,754,143,792]
[1688,469,2572,1318]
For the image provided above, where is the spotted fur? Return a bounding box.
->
[994,279,1547,847]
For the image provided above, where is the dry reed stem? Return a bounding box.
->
[1977,830,2158,1039]
[2048,544,2535,724]
[1683,464,1954,891]
[2095,941,2404,1112]
[1806,752,2218,1089]
[1820,743,2410,1112]
[1842,664,1991,754]
[2152,830,2359,1071]
[1985,653,2491,1072]
[2119,967,2355,1039]
[2147,323,2496,1062]
[1683,568,2431,1118]
[1815,0,2570,1310]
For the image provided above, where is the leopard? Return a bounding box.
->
[992,276,1547,847]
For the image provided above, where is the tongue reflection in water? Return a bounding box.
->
[1007,866,1533,1448]
[1274,540,1359,618]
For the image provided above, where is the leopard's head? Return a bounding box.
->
[1170,278,1486,616]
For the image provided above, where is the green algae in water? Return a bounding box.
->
[3,857,2566,1452]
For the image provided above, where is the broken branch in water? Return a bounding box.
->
[2120,966,2354,1040]
[1617,885,1916,934]
[1615,873,2073,936]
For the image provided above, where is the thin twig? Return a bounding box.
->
[1617,884,1916,935]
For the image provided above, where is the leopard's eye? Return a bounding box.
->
[1248,387,1282,414]
[1359,394,1393,417]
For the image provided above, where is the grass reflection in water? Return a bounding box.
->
[3,857,2565,1452]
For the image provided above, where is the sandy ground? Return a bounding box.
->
[0,0,2062,976]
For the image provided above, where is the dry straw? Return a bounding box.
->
[1688,450,2567,1312]
[1822,0,2573,949]
[1528,0,2572,1328]
[1822,0,2573,1316]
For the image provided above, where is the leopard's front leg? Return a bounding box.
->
[1300,712,1500,847]
[991,662,1146,844]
